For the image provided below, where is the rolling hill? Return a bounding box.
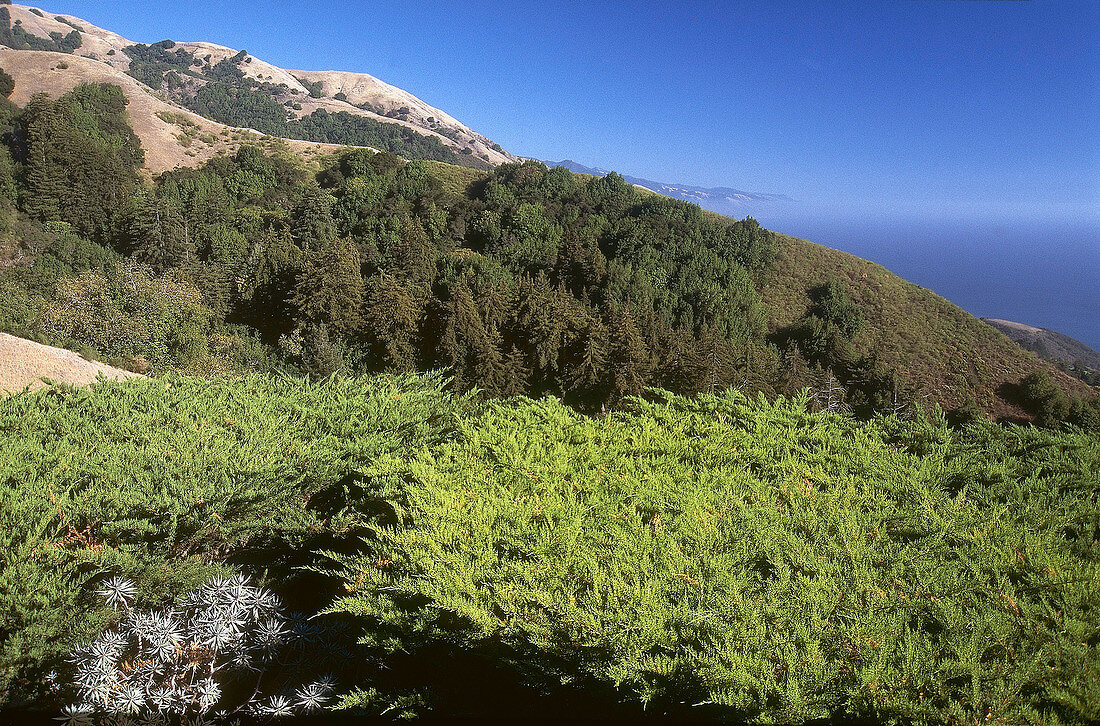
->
[0,3,515,173]
[0,47,345,173]
[760,234,1094,419]
[983,318,1100,374]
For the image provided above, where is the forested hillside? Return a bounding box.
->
[0,80,1095,426]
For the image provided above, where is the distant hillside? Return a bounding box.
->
[0,47,345,173]
[542,159,793,216]
[0,3,515,171]
[983,318,1100,372]
[762,234,1095,419]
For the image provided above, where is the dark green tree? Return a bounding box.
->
[606,306,652,404]
[1018,370,1072,427]
[293,234,364,338]
[0,67,13,98]
[361,274,421,372]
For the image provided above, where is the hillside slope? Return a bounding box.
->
[0,332,141,392]
[762,234,1094,417]
[982,318,1100,373]
[0,3,514,170]
[0,7,1090,424]
[2,4,133,66]
[0,48,343,173]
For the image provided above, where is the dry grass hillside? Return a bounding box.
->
[0,48,347,173]
[7,4,133,69]
[166,40,513,164]
[289,68,512,164]
[0,332,141,393]
[3,4,514,167]
[762,234,1094,418]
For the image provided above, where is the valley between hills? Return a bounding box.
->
[0,3,1096,724]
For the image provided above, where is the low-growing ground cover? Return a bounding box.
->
[1,375,1097,723]
[0,373,469,713]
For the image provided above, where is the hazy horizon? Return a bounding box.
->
[754,214,1100,352]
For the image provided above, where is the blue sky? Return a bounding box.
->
[36,1,1099,224]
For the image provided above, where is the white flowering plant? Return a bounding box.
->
[53,574,347,724]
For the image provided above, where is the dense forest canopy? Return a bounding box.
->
[0,80,1095,426]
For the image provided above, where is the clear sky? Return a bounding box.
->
[34,1,1100,225]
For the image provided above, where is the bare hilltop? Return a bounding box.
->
[0,3,515,173]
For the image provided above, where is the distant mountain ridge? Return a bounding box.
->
[542,159,793,215]
[982,318,1100,374]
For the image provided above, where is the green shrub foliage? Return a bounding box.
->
[319,391,1100,722]
[0,373,470,709]
[2,378,1097,722]
[38,261,214,370]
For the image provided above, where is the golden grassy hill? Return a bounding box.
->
[762,233,1093,418]
[3,3,514,168]
[0,48,347,174]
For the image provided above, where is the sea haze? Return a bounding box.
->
[751,212,1100,352]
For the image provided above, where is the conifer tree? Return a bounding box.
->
[388,214,434,287]
[130,192,192,272]
[362,274,421,372]
[781,344,814,396]
[562,314,610,403]
[500,345,531,397]
[19,93,63,222]
[293,235,364,338]
[237,228,302,338]
[606,306,652,403]
[292,184,338,252]
[656,326,707,394]
[300,321,344,378]
[436,280,490,390]
[0,67,13,99]
[473,336,507,395]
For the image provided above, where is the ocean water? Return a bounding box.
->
[750,214,1100,352]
